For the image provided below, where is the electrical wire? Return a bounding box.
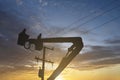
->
[57,4,120,36]
[1,0,120,76]
[47,0,119,36]
[83,15,120,34]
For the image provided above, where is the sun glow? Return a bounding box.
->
[55,75,64,80]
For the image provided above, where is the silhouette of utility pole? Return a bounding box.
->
[35,56,54,66]
[35,46,54,80]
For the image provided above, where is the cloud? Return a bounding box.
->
[38,0,48,7]
[0,0,120,71]
[0,11,36,65]
[0,10,67,67]
[104,37,120,44]
[0,33,5,38]
[16,0,23,5]
[71,44,120,70]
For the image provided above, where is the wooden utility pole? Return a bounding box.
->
[42,46,54,80]
[35,46,54,80]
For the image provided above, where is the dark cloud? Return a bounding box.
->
[70,64,112,71]
[0,9,70,66]
[104,37,120,44]
[76,45,119,60]
[90,56,120,65]
[0,10,35,65]
[72,44,120,70]
[0,64,36,75]
[0,11,30,40]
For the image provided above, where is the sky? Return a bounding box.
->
[0,0,120,80]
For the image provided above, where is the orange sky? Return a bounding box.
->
[1,64,120,80]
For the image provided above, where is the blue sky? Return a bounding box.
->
[0,0,120,70]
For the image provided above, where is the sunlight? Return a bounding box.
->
[55,75,64,80]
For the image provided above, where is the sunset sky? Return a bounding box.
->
[0,0,120,80]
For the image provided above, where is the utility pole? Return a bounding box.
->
[17,29,83,80]
[42,47,54,80]
[35,46,54,80]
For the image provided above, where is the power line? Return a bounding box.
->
[47,0,119,36]
[59,4,120,35]
[1,0,119,76]
[62,0,117,30]
[83,15,120,35]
